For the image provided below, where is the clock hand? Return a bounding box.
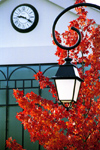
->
[17,16,32,23]
[27,19,32,23]
[17,15,26,19]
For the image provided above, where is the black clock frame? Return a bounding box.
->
[10,3,39,33]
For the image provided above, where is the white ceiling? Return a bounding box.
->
[48,0,100,24]
[86,0,100,6]
[48,0,75,8]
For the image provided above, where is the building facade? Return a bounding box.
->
[0,0,99,149]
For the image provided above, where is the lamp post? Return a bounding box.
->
[52,3,100,109]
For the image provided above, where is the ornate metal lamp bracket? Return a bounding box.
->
[52,3,100,53]
[52,3,100,110]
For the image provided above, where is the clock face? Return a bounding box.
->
[11,4,39,33]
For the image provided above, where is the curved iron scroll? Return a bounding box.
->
[52,3,100,51]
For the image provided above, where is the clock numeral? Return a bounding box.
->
[22,25,25,29]
[22,6,25,11]
[27,23,29,27]
[14,20,18,25]
[18,8,21,12]
[18,23,21,27]
[14,12,18,14]
[30,16,34,18]
[26,7,29,12]
[14,11,19,16]
[13,16,18,20]
[29,11,33,14]
[25,22,32,29]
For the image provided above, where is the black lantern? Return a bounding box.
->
[52,57,83,104]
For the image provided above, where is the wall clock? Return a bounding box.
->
[11,4,39,33]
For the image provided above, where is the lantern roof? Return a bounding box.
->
[52,57,83,82]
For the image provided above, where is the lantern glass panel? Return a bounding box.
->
[55,79,75,101]
[73,80,81,102]
[74,67,80,77]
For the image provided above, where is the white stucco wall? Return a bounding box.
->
[0,0,77,65]
[0,0,99,65]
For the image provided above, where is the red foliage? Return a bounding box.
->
[6,0,100,149]
[34,71,58,101]
[6,137,26,150]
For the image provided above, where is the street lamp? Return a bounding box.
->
[52,3,100,109]
[52,27,83,108]
[53,57,83,104]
